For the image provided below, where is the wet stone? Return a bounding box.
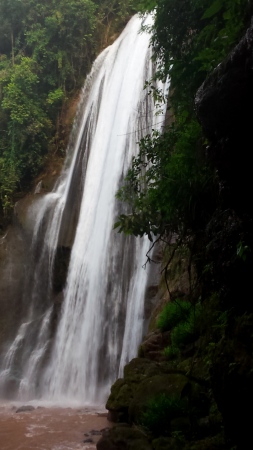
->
[16,405,35,413]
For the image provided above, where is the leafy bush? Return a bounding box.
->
[115,119,216,240]
[164,345,180,360]
[171,304,202,348]
[140,393,187,436]
[171,321,195,349]
[156,299,192,332]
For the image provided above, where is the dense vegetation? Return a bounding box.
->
[0,0,137,218]
[115,0,253,309]
[116,0,252,244]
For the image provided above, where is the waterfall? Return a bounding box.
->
[0,14,168,406]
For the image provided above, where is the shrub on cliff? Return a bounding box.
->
[140,393,187,437]
[156,299,192,332]
[171,304,202,348]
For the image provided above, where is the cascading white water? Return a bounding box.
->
[0,14,168,405]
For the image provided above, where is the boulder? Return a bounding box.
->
[106,358,173,422]
[128,373,189,424]
[138,331,171,361]
[97,425,152,450]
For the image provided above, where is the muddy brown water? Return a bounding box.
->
[0,402,113,450]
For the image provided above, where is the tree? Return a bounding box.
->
[0,0,28,63]
[0,56,51,210]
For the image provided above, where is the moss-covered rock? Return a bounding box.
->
[106,359,173,422]
[97,425,152,450]
[128,374,189,424]
[152,436,185,450]
[151,432,225,450]
[138,331,171,361]
[106,358,193,423]
[123,358,168,381]
[184,432,225,450]
[106,378,136,422]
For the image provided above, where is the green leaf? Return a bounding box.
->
[202,0,223,19]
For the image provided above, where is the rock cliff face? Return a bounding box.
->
[194,19,253,450]
[0,226,27,348]
[100,19,253,450]
[195,23,253,318]
[195,20,253,219]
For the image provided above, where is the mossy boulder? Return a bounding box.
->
[106,378,136,422]
[123,358,168,381]
[138,331,171,361]
[106,356,211,435]
[184,433,225,450]
[97,425,152,450]
[106,358,168,422]
[106,358,182,422]
[152,433,225,450]
[152,436,185,450]
[128,373,189,425]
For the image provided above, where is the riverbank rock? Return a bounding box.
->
[106,358,172,422]
[128,373,189,424]
[97,425,152,450]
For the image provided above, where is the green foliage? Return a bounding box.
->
[151,0,251,107]
[236,240,251,262]
[163,345,180,360]
[115,117,216,240]
[201,0,223,19]
[140,393,187,436]
[156,299,192,332]
[134,0,156,13]
[115,0,250,250]
[171,318,195,349]
[47,88,65,106]
[0,56,52,205]
[0,0,136,216]
[2,57,47,127]
[157,301,202,353]
[0,157,19,215]
[23,0,99,91]
[171,304,202,348]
